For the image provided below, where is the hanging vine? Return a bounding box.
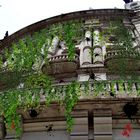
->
[0,18,139,137]
[103,19,140,79]
[64,81,80,132]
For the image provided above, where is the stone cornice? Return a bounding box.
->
[0,9,135,51]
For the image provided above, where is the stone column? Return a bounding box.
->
[93,109,112,140]
[48,36,60,56]
[70,110,88,140]
[131,11,140,47]
[79,30,92,66]
[93,29,100,47]
[82,46,92,65]
[93,29,103,65]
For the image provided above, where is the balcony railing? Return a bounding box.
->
[48,54,79,63]
[78,81,140,98]
[40,80,140,101]
[41,54,79,75]
[105,49,140,61]
[104,49,140,70]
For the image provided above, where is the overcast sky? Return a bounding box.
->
[0,0,125,39]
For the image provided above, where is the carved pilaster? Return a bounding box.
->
[93,109,112,140]
[70,110,88,140]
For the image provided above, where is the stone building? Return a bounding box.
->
[0,1,140,140]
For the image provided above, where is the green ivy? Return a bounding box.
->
[64,81,80,132]
[0,19,140,137]
[0,20,83,73]
[0,90,22,136]
[63,20,83,60]
[104,19,140,79]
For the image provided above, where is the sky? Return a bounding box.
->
[0,0,125,39]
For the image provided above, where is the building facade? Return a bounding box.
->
[0,2,140,140]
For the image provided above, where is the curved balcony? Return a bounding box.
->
[105,49,140,70]
[41,54,79,78]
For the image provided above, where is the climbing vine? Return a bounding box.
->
[103,19,140,79]
[0,20,83,72]
[63,20,83,60]
[64,81,80,132]
[0,19,83,136]
[0,18,139,138]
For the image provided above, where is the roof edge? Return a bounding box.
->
[1,9,135,50]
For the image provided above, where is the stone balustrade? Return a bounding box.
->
[104,49,140,70]
[48,80,140,100]
[105,49,140,61]
[80,81,139,98]
[48,54,79,62]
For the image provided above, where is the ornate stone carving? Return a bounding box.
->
[40,35,79,76]
[48,36,60,56]
[33,36,67,71]
[93,29,100,47]
[93,47,103,64]
[77,30,92,66]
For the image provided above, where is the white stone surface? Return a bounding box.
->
[83,47,92,65]
[48,36,59,55]
[77,30,92,66]
[113,129,140,140]
[85,30,91,40]
[93,29,100,46]
[93,47,103,64]
[21,131,70,140]
[125,1,140,11]
[94,73,107,80]
[102,46,106,61]
[78,74,90,82]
